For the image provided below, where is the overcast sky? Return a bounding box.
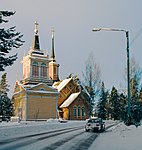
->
[1,0,142,96]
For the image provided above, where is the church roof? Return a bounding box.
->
[50,28,55,61]
[60,92,81,108]
[13,82,59,96]
[32,21,40,50]
[53,78,72,91]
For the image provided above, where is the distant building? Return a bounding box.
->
[12,22,59,120]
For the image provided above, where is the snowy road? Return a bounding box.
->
[0,120,117,150]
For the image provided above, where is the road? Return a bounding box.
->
[0,121,117,150]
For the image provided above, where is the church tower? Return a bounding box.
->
[21,22,55,85]
[49,29,60,82]
[12,22,60,121]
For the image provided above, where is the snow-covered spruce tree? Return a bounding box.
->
[109,86,120,120]
[0,11,24,71]
[0,73,13,116]
[97,82,108,120]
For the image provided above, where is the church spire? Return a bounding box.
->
[50,28,55,61]
[32,21,40,50]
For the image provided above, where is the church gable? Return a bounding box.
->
[29,83,57,93]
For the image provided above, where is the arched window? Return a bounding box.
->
[32,62,39,77]
[82,106,85,117]
[73,106,77,117]
[40,63,47,77]
[78,106,81,117]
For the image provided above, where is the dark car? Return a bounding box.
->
[85,117,105,132]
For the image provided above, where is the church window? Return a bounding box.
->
[32,62,39,77]
[40,63,47,77]
[73,106,77,117]
[40,88,45,91]
[54,67,56,74]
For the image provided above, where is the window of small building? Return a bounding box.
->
[68,83,73,90]
[82,106,85,117]
[73,106,77,117]
[40,63,47,77]
[78,106,81,117]
[32,62,39,77]
[59,94,62,98]
[63,86,69,94]
[78,98,80,102]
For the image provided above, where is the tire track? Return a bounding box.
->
[0,126,84,150]
[42,130,85,150]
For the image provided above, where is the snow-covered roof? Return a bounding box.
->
[60,92,80,108]
[26,90,59,94]
[53,78,72,92]
[22,84,36,89]
[18,82,56,90]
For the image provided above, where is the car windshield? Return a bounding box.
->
[88,118,103,123]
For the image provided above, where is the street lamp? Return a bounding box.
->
[92,27,131,125]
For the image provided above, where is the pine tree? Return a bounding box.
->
[97,82,108,119]
[130,78,139,104]
[0,11,24,71]
[119,93,127,120]
[0,73,13,117]
[110,86,120,120]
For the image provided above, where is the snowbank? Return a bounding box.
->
[89,122,142,150]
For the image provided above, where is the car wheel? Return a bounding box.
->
[85,128,90,132]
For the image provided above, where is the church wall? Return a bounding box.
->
[12,92,27,120]
[27,93,57,120]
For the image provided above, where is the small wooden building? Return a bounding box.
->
[60,92,90,120]
[53,77,91,120]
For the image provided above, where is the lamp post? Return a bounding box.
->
[92,27,131,124]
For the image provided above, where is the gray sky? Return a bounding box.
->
[1,0,142,96]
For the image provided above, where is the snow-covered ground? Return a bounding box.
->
[0,119,142,150]
[89,122,142,150]
[0,119,86,140]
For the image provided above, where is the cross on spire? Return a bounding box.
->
[32,21,40,50]
[50,28,55,61]
[34,21,38,35]
[51,28,55,38]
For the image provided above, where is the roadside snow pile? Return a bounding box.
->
[89,122,142,150]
